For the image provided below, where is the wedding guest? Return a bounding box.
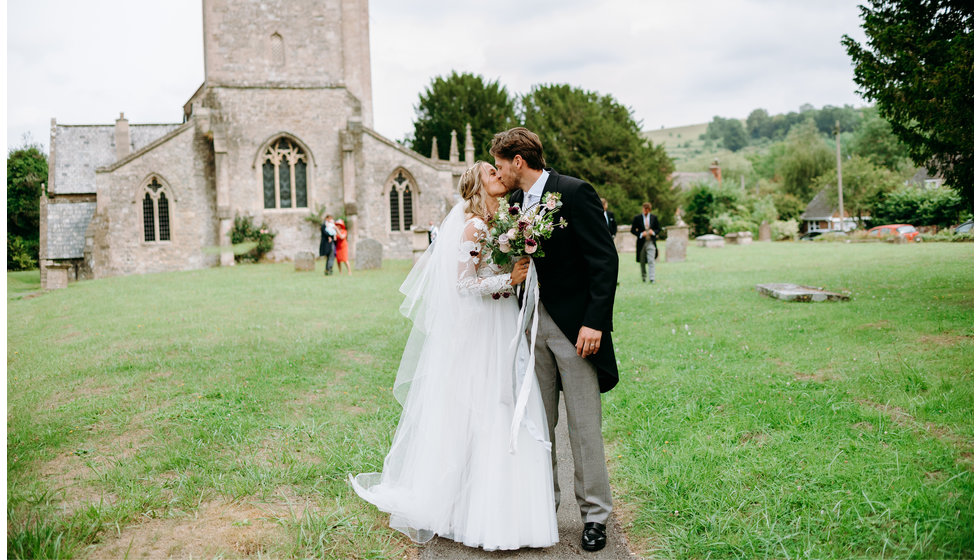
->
[427,220,439,244]
[320,215,337,275]
[630,202,660,283]
[601,198,617,238]
[334,219,352,276]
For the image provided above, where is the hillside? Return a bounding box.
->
[642,123,709,161]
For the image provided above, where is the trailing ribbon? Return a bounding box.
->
[507,260,549,454]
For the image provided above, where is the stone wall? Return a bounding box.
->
[357,130,459,259]
[91,124,219,277]
[201,86,359,261]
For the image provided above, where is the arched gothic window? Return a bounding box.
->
[141,176,171,243]
[262,138,308,209]
[270,32,285,65]
[387,170,417,231]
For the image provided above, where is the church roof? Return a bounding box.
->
[51,123,182,195]
[45,202,96,259]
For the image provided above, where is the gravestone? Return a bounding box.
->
[736,231,753,245]
[724,233,738,245]
[756,283,850,302]
[758,221,772,242]
[356,238,383,270]
[664,225,689,262]
[294,251,315,271]
[696,234,724,248]
[412,226,430,263]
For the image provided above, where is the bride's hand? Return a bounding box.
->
[510,257,531,285]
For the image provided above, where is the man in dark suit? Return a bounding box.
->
[601,198,617,238]
[630,202,660,283]
[492,127,618,553]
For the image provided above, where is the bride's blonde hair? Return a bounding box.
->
[458,161,493,219]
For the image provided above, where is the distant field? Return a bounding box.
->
[643,121,748,164]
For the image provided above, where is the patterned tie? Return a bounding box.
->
[525,193,539,210]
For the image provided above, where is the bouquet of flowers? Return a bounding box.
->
[488,192,567,267]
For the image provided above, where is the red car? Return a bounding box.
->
[868,224,922,242]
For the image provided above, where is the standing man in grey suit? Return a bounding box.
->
[630,202,660,283]
[492,127,619,553]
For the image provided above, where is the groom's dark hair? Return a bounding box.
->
[489,127,546,170]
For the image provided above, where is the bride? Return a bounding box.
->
[351,161,559,550]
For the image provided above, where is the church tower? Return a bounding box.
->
[202,0,373,127]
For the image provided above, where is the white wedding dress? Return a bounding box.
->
[351,203,559,551]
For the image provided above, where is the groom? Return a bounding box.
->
[492,127,619,552]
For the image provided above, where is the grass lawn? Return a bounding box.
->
[7,242,973,558]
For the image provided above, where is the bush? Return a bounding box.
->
[771,219,799,241]
[709,212,756,236]
[7,234,37,270]
[230,214,276,263]
[920,230,974,243]
[871,187,963,227]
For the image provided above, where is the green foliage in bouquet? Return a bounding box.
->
[487,193,566,267]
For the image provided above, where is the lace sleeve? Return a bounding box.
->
[457,219,514,297]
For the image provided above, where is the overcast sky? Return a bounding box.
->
[7,0,869,152]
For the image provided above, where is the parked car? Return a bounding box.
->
[953,219,973,234]
[867,224,921,242]
[799,229,832,241]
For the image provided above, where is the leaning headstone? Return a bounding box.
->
[736,231,753,245]
[294,251,315,271]
[758,221,772,242]
[356,238,383,270]
[665,224,689,262]
[696,234,724,248]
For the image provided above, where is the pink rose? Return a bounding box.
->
[506,228,517,240]
[499,241,511,253]
[545,198,557,210]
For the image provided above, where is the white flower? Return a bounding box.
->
[499,241,511,253]
[545,198,558,210]
[497,234,510,245]
[506,228,517,240]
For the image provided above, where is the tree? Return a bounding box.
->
[411,71,518,161]
[848,107,912,172]
[7,144,47,270]
[810,155,904,220]
[775,120,836,201]
[705,116,749,151]
[746,108,772,139]
[843,0,973,207]
[520,84,676,224]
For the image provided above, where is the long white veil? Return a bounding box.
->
[392,201,469,404]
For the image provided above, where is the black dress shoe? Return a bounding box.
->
[582,522,607,552]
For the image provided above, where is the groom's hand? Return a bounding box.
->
[576,326,603,358]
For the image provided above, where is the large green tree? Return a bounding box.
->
[843,0,973,207]
[775,120,836,202]
[520,84,676,224]
[411,71,517,161]
[848,107,912,172]
[7,144,47,270]
[704,116,749,151]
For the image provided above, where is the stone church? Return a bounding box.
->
[40,0,473,289]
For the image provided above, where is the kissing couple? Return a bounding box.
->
[351,127,620,552]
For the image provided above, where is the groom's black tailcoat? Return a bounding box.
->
[509,169,620,392]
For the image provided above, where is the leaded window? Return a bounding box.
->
[142,176,172,243]
[262,138,308,209]
[387,170,417,232]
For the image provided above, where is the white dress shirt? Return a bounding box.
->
[522,171,549,210]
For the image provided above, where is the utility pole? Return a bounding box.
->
[835,120,845,231]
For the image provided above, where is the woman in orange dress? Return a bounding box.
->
[334,219,352,275]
